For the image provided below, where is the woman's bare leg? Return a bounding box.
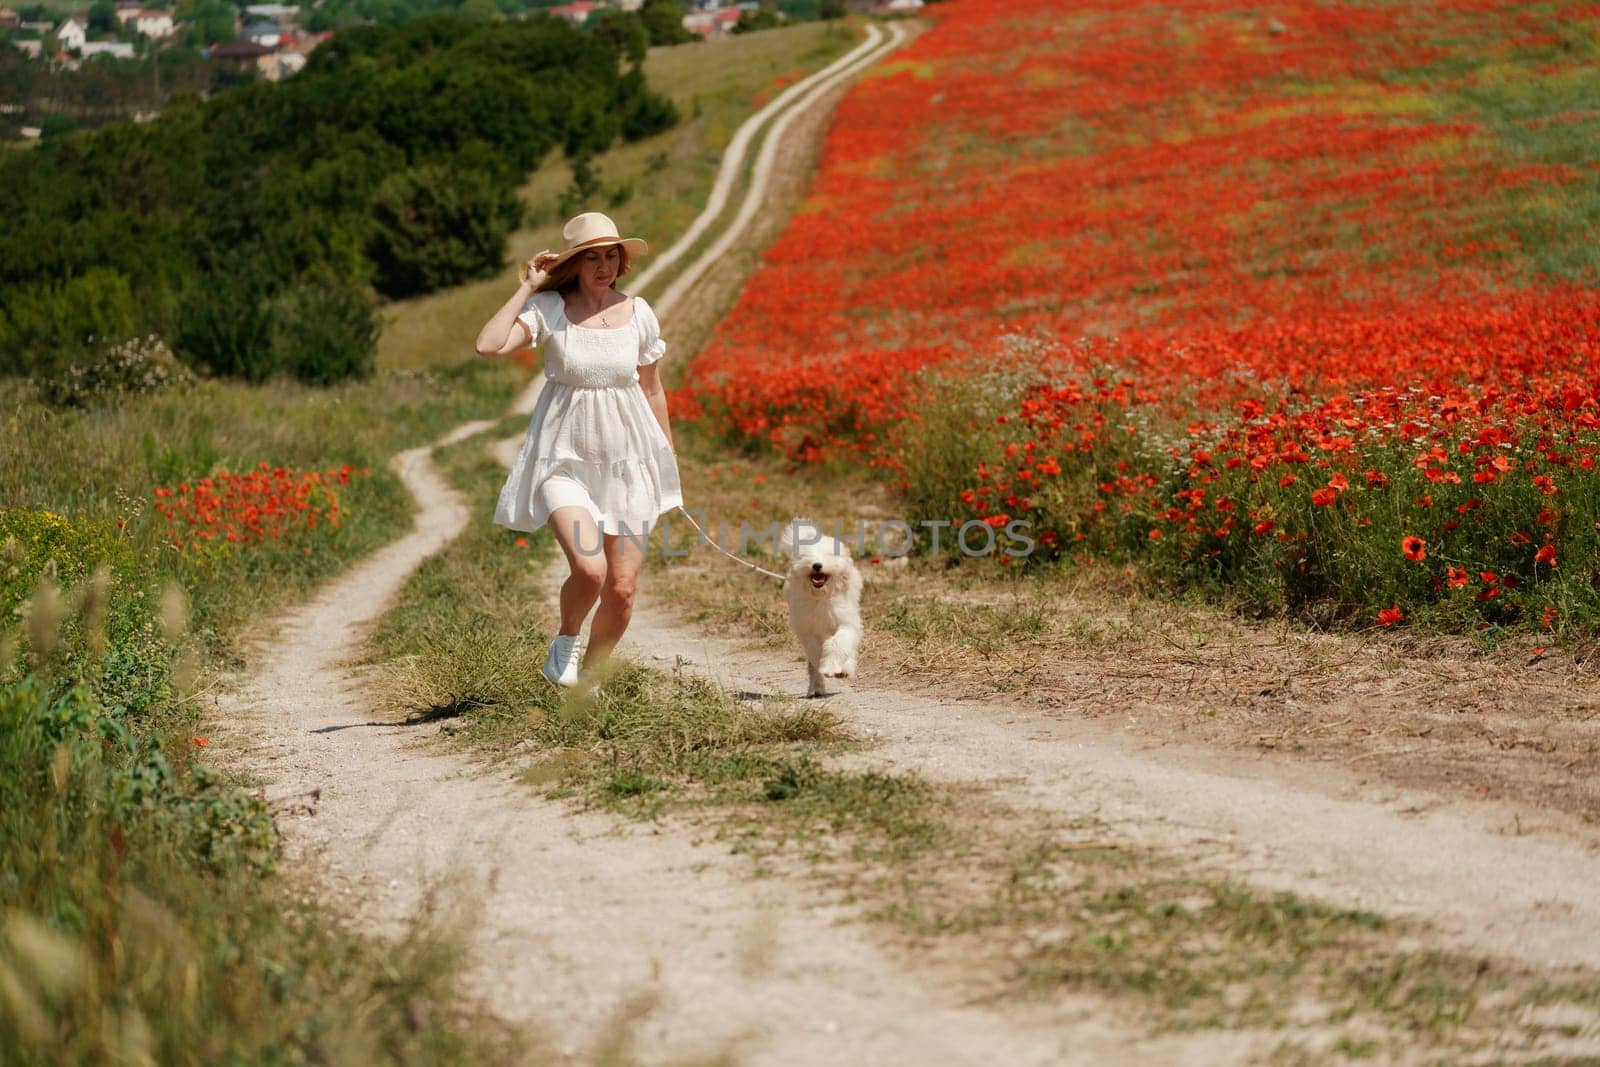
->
[546,506,607,636]
[585,527,648,667]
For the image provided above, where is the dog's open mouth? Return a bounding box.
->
[809,572,829,589]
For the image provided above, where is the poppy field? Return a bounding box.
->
[678,0,1600,635]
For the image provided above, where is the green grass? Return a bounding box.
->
[1453,63,1600,281]
[0,194,519,1067]
[1,361,518,664]
[0,580,521,1064]
[369,430,848,791]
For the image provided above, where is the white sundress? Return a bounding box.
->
[494,289,683,536]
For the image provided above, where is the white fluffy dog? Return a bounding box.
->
[779,519,863,698]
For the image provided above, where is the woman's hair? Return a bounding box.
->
[535,244,632,295]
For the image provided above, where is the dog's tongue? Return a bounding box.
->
[810,573,828,588]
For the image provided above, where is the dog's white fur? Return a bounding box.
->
[779,519,863,697]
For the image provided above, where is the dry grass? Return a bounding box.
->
[653,448,1600,825]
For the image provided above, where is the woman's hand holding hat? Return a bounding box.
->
[518,250,559,287]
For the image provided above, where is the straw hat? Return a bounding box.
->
[521,212,648,283]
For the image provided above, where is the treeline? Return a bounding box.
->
[0,47,225,139]
[0,14,678,385]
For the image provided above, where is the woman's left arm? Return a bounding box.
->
[638,363,674,452]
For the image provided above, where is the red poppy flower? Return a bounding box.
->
[1534,545,1557,566]
[1401,536,1427,562]
[1377,604,1404,627]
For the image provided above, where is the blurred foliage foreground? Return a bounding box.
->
[0,502,507,1063]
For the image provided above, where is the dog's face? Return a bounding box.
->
[787,543,857,599]
[780,520,859,600]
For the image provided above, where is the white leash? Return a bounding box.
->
[673,507,786,584]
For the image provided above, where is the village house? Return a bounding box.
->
[546,0,601,23]
[0,7,20,29]
[55,15,88,51]
[243,2,298,21]
[208,37,273,67]
[115,7,176,39]
[681,5,743,37]
[243,20,285,47]
[81,40,135,57]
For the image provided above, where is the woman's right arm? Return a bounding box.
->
[474,252,557,357]
[474,281,537,357]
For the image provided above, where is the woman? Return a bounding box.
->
[474,212,682,687]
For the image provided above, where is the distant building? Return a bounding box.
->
[244,2,299,19]
[56,15,88,51]
[80,40,135,57]
[682,6,740,36]
[0,7,20,28]
[262,49,305,79]
[242,21,283,47]
[208,38,273,64]
[116,7,176,38]
[12,38,42,58]
[547,1,600,24]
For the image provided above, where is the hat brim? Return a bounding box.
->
[547,235,648,271]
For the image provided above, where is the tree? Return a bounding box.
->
[367,159,521,298]
[731,8,782,33]
[638,0,693,46]
[0,15,681,384]
[589,9,647,65]
[268,270,378,383]
[87,0,118,35]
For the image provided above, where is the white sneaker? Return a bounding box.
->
[541,634,584,687]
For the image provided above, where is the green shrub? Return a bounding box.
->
[33,335,194,408]
[268,272,379,385]
[0,268,143,377]
[38,114,75,139]
[368,159,521,299]
[0,508,174,717]
[171,271,276,381]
